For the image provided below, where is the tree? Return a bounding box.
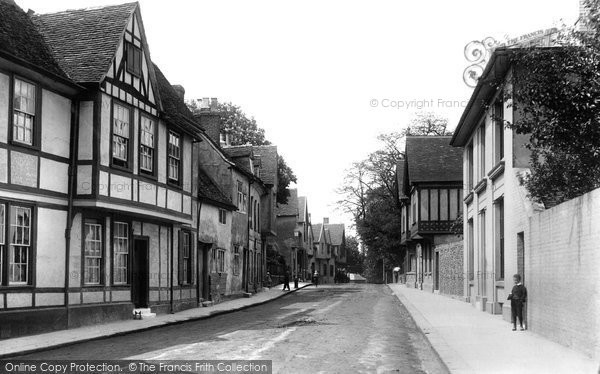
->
[499,0,600,206]
[276,155,297,204]
[345,235,365,274]
[405,112,452,136]
[188,100,297,204]
[336,112,450,282]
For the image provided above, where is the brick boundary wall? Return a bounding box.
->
[527,188,600,360]
[436,240,464,297]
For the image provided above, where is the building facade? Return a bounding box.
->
[0,1,207,337]
[398,136,464,296]
[450,48,542,318]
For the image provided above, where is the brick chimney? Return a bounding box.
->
[172,85,185,100]
[323,217,329,224]
[193,97,221,145]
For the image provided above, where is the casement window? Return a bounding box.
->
[84,220,103,285]
[237,181,247,213]
[330,265,334,277]
[12,78,37,146]
[218,209,227,225]
[233,245,240,275]
[112,103,131,168]
[9,206,32,285]
[167,131,181,183]
[217,248,225,273]
[126,42,142,77]
[493,99,505,164]
[179,231,191,285]
[113,222,129,284]
[139,116,155,174]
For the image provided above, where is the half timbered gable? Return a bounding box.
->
[103,8,160,117]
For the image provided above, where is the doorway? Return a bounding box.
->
[132,237,149,308]
[434,251,440,290]
[197,242,211,301]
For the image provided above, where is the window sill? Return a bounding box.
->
[474,178,487,194]
[464,191,474,205]
[9,139,40,151]
[488,161,505,181]
[167,180,183,190]
[495,280,505,288]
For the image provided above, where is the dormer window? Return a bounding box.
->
[219,132,230,146]
[126,42,142,77]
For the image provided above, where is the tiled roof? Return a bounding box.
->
[153,64,203,136]
[324,223,345,246]
[312,223,322,243]
[197,167,235,209]
[0,1,67,78]
[397,161,407,198]
[298,196,307,223]
[32,2,137,82]
[276,188,298,217]
[252,145,278,185]
[405,136,463,183]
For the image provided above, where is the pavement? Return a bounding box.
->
[12,284,447,374]
[388,283,600,374]
[0,282,311,359]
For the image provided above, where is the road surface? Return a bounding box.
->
[14,284,448,373]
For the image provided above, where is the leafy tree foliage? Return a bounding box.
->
[501,0,600,206]
[188,100,297,204]
[345,235,365,274]
[337,113,450,282]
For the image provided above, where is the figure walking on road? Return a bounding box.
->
[282,269,291,291]
[313,271,319,287]
[508,273,527,331]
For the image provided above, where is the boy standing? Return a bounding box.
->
[507,274,527,331]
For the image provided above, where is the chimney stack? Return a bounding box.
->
[172,85,185,100]
[323,217,329,224]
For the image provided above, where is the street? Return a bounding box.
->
[14,284,447,374]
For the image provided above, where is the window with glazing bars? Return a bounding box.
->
[13,79,36,145]
[140,116,155,173]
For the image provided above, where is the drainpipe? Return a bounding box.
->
[64,99,80,328]
[246,178,253,293]
[170,225,174,313]
[196,199,203,306]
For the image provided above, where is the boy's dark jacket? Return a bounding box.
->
[508,284,527,301]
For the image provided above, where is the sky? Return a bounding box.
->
[17,0,580,233]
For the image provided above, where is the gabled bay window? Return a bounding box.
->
[12,78,37,146]
[139,116,155,174]
[112,103,132,168]
[167,131,181,184]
